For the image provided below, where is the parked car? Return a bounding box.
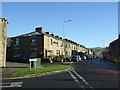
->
[86,56,93,60]
[71,55,81,62]
[81,56,86,60]
[63,57,71,62]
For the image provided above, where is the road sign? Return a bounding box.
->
[29,59,37,62]
[29,59,37,71]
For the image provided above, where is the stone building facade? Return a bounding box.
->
[103,35,120,61]
[7,27,90,62]
[0,18,8,67]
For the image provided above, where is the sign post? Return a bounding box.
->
[29,59,37,71]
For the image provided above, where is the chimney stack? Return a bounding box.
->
[45,32,49,34]
[35,27,43,32]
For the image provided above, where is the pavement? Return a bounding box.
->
[91,58,120,70]
[2,62,30,79]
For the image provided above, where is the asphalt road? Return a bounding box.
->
[2,58,120,90]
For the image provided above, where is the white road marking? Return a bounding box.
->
[72,70,93,89]
[107,70,118,74]
[0,82,23,88]
[69,71,85,89]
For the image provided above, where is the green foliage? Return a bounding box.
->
[0,68,9,73]
[105,58,120,64]
[89,47,105,52]
[48,55,54,60]
[53,56,62,62]
[89,47,106,55]
[11,65,70,77]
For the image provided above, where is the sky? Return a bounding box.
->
[2,2,118,48]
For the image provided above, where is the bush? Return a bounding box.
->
[48,55,54,60]
[53,56,62,62]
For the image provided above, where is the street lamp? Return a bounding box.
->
[63,20,71,62]
[63,20,71,39]
[100,40,105,48]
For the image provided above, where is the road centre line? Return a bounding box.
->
[69,71,85,89]
[72,70,94,89]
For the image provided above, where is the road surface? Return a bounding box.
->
[2,58,120,89]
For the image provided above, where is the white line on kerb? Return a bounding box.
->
[0,82,23,88]
[72,70,93,89]
[69,71,85,89]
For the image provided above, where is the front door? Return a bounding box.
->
[45,50,47,57]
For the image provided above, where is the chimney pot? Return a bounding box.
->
[35,27,43,32]
[55,36,59,38]
[51,34,54,36]
[45,32,49,34]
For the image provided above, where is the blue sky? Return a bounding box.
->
[2,2,118,48]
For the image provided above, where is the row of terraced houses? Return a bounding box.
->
[7,27,93,63]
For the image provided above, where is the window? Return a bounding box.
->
[62,50,64,55]
[60,41,63,47]
[31,37,36,45]
[32,39,36,43]
[30,49,37,57]
[65,44,67,48]
[69,44,70,48]
[74,46,75,50]
[59,50,60,55]
[56,50,60,55]
[50,38,53,45]
[56,41,59,46]
[56,50,58,55]
[49,50,53,55]
[15,38,19,45]
[14,49,20,57]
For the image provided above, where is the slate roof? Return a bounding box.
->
[12,31,44,38]
[9,29,86,48]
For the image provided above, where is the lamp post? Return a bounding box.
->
[100,40,105,48]
[63,20,71,62]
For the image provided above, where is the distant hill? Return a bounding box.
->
[88,47,105,55]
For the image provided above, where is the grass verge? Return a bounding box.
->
[105,58,120,64]
[0,68,9,73]
[11,65,70,77]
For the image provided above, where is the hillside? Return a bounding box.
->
[89,47,105,55]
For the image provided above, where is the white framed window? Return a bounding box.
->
[56,50,60,55]
[31,37,36,45]
[74,46,75,50]
[60,41,63,47]
[56,41,59,47]
[49,50,53,55]
[69,44,70,48]
[32,39,36,43]
[15,38,19,45]
[50,38,53,45]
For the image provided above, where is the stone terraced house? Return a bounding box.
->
[7,27,90,62]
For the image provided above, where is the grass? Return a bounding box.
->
[105,58,120,64]
[0,68,9,73]
[11,65,70,77]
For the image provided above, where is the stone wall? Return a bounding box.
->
[0,18,8,67]
[103,36,120,61]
